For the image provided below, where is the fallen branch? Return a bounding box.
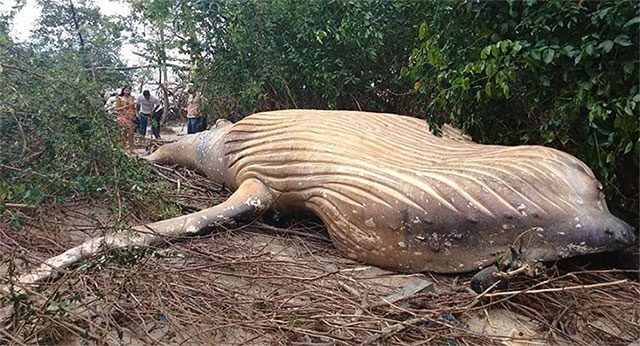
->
[0,63,48,79]
[131,51,190,70]
[4,203,35,210]
[483,279,628,297]
[94,64,149,71]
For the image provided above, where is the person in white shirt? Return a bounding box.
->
[104,92,118,114]
[136,90,160,137]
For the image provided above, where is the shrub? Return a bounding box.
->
[0,32,155,226]
[404,0,639,221]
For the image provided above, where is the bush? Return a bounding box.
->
[403,0,639,221]
[173,0,429,119]
[0,31,155,226]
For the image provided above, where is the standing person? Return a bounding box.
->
[185,88,205,134]
[151,106,163,140]
[136,90,160,137]
[114,86,137,153]
[99,90,108,106]
[104,92,118,113]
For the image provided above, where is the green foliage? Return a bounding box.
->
[34,0,131,89]
[168,0,429,119]
[0,19,154,224]
[404,0,639,217]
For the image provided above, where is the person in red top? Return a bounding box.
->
[114,86,137,153]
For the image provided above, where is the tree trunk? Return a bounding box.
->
[67,0,95,81]
[159,21,170,123]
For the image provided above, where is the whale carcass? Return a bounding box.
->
[6,110,636,290]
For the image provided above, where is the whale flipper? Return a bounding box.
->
[2,178,274,294]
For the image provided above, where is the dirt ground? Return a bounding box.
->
[1,126,638,345]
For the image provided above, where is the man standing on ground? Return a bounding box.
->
[136,90,160,137]
[186,88,205,134]
[150,106,164,140]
